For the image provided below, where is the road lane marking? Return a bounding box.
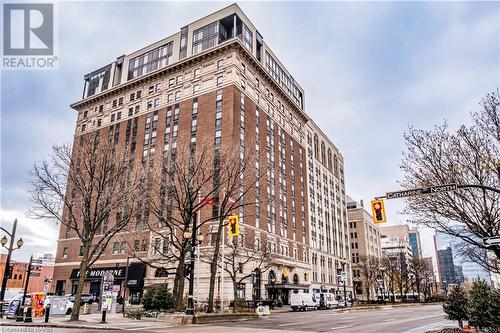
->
[277,321,307,327]
[331,324,354,330]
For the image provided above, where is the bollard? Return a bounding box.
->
[15,305,24,322]
[24,305,32,323]
[44,303,51,323]
[100,310,106,323]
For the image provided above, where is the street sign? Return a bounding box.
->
[483,236,500,247]
[386,184,458,200]
[30,272,41,277]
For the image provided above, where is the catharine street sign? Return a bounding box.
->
[386,184,458,200]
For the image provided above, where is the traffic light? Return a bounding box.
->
[227,215,239,237]
[371,199,387,223]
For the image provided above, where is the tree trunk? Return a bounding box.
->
[70,259,89,321]
[233,280,238,313]
[366,287,370,303]
[207,220,224,313]
[173,257,186,310]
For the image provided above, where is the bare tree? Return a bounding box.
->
[381,255,399,302]
[29,132,140,321]
[210,235,274,313]
[401,89,500,273]
[356,255,380,303]
[125,141,258,310]
[408,257,430,302]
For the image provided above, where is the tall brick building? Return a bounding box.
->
[53,3,351,304]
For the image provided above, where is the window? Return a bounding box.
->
[62,247,68,259]
[193,68,201,78]
[169,78,175,87]
[130,92,135,101]
[167,94,174,103]
[83,111,88,118]
[97,118,102,127]
[241,63,246,74]
[175,91,182,100]
[79,246,84,256]
[193,84,200,93]
[136,90,142,99]
[192,21,219,54]
[216,76,223,87]
[217,59,224,69]
[128,42,173,80]
[112,242,119,255]
[81,124,86,132]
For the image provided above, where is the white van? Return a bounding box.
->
[319,292,338,309]
[290,293,318,311]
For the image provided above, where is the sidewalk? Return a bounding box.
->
[0,312,186,330]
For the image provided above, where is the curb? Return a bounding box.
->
[0,322,123,330]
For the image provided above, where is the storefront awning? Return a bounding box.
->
[69,263,146,287]
[70,266,126,280]
[126,263,146,288]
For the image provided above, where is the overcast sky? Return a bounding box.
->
[1,1,499,263]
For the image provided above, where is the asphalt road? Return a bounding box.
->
[214,304,457,333]
[0,304,456,333]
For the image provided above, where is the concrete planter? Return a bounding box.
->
[193,312,259,324]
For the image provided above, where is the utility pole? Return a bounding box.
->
[16,255,33,322]
[0,219,23,319]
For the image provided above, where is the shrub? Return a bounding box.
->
[443,284,468,328]
[467,280,492,330]
[141,283,175,311]
[125,309,143,320]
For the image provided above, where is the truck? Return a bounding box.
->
[319,292,338,309]
[290,292,318,311]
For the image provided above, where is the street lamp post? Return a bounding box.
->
[341,263,347,308]
[0,219,24,319]
[185,211,198,316]
[195,234,204,302]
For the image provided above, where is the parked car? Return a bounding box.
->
[319,292,338,309]
[290,292,318,311]
[65,293,94,304]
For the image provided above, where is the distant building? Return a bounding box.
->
[408,228,422,259]
[0,253,55,294]
[438,247,457,287]
[436,231,491,284]
[454,265,465,284]
[346,196,382,301]
[0,254,27,290]
[380,225,413,261]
